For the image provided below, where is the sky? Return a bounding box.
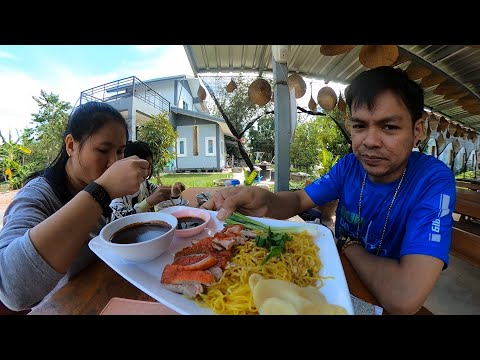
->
[0,45,347,142]
[0,45,194,140]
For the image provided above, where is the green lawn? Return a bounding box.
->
[455,170,478,180]
[156,173,233,187]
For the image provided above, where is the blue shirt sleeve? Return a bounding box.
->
[304,155,348,206]
[400,168,456,269]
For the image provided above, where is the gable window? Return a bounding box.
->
[182,100,188,110]
[205,137,216,157]
[177,138,187,157]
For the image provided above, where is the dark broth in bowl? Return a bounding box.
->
[110,220,172,244]
[176,217,205,230]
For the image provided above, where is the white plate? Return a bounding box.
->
[89,208,354,315]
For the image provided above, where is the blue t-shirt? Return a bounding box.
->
[305,152,456,268]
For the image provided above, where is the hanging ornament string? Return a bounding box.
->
[356,166,407,255]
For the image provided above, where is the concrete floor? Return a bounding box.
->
[425,255,480,315]
[327,215,480,314]
[324,214,480,314]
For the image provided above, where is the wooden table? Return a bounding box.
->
[28,186,431,315]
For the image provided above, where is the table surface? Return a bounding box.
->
[28,186,432,315]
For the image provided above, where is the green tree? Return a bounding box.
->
[206,76,265,133]
[290,118,322,173]
[137,111,178,176]
[317,148,340,176]
[248,115,275,162]
[25,90,71,168]
[290,114,350,173]
[204,76,273,160]
[314,114,351,158]
[0,133,33,189]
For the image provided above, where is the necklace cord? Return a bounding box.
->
[356,167,407,255]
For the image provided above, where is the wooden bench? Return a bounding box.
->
[450,224,480,268]
[456,180,480,191]
[450,188,480,267]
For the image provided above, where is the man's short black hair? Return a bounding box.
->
[345,66,424,125]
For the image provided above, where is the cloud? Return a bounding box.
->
[134,45,165,52]
[0,68,42,140]
[0,50,16,60]
[0,45,194,141]
[126,45,194,80]
[0,65,120,141]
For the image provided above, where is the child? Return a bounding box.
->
[110,140,185,221]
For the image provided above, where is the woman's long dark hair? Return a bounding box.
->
[26,101,129,204]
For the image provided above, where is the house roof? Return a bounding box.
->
[145,75,204,110]
[144,75,197,83]
[183,45,480,133]
[170,106,234,137]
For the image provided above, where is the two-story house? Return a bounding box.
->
[79,75,233,172]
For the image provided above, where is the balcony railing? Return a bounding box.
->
[80,76,170,113]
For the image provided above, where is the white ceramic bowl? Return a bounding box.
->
[99,212,178,263]
[156,198,189,210]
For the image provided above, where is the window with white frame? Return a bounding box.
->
[205,137,216,156]
[220,139,224,155]
[177,138,187,157]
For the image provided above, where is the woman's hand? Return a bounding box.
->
[95,156,150,198]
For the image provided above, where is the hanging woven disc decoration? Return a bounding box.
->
[320,45,356,56]
[308,95,317,112]
[358,45,399,69]
[317,86,337,111]
[226,78,237,93]
[248,78,272,106]
[337,91,347,115]
[404,62,432,81]
[287,74,307,99]
[197,85,207,102]
[438,116,449,132]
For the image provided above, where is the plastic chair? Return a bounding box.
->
[253,175,263,184]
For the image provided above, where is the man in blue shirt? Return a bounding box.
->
[202,66,456,314]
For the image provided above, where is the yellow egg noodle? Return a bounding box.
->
[195,230,324,315]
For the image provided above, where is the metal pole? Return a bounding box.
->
[272,55,290,192]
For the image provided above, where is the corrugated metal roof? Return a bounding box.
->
[184,45,480,133]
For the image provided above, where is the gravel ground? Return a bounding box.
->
[0,190,19,227]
